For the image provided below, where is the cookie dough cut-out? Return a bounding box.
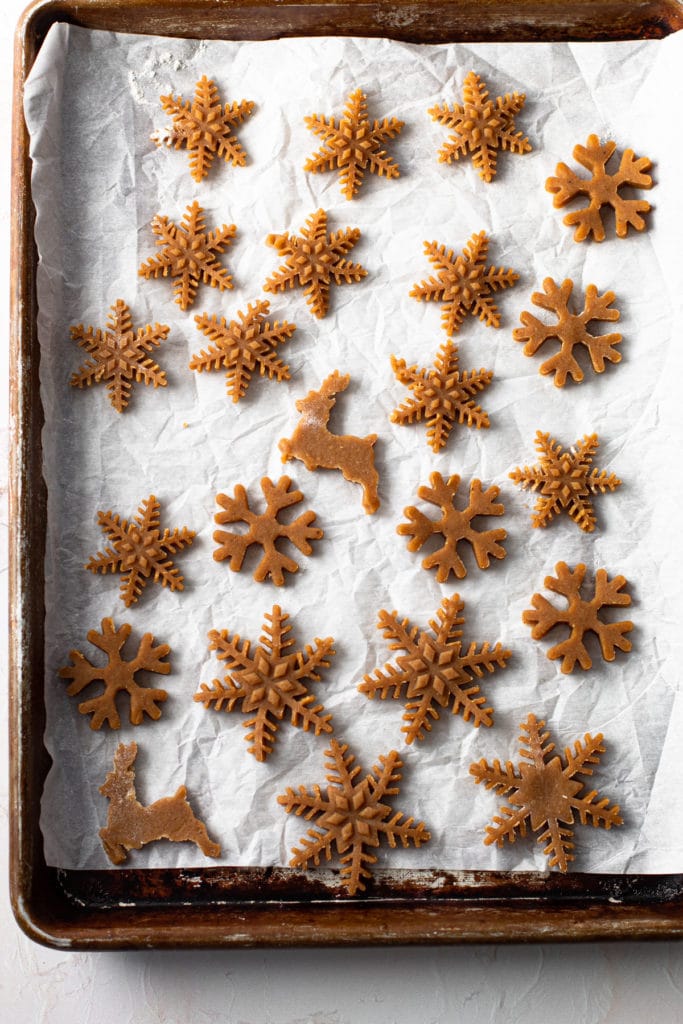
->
[138,200,236,310]
[390,341,493,453]
[99,742,221,865]
[304,87,404,199]
[279,371,380,514]
[194,605,334,762]
[514,278,622,387]
[69,299,168,413]
[278,739,430,895]
[523,561,633,674]
[509,431,621,533]
[58,618,170,730]
[410,230,518,337]
[360,595,511,744]
[546,134,653,242]
[85,494,196,607]
[470,712,623,871]
[213,476,322,586]
[190,300,296,403]
[263,208,367,319]
[398,471,506,582]
[154,75,254,183]
[429,70,531,182]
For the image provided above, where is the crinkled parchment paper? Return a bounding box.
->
[24,24,683,872]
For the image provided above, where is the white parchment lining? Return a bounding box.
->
[24,24,683,872]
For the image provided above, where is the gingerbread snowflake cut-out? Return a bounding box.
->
[58,618,170,730]
[429,70,531,182]
[546,134,653,242]
[278,739,430,895]
[139,200,236,310]
[510,431,621,533]
[154,75,254,183]
[304,87,404,199]
[69,299,168,413]
[514,278,622,387]
[194,605,334,762]
[360,596,511,744]
[523,561,633,674]
[213,476,322,585]
[410,231,518,337]
[190,300,296,403]
[470,712,623,870]
[398,471,506,583]
[263,208,367,319]
[390,341,493,453]
[85,495,196,607]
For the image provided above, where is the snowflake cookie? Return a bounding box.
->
[154,75,254,183]
[523,561,633,674]
[263,208,367,319]
[304,87,404,199]
[429,70,531,182]
[194,605,334,762]
[278,739,430,895]
[213,476,323,586]
[69,299,168,413]
[279,371,380,514]
[398,471,506,582]
[99,742,221,865]
[390,341,493,453]
[546,134,653,242]
[359,595,511,744]
[510,431,621,533]
[513,278,622,387]
[85,495,196,607]
[58,618,170,730]
[138,200,236,310]
[190,300,296,403]
[470,713,623,871]
[410,230,518,337]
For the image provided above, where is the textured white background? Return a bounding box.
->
[3,4,683,1021]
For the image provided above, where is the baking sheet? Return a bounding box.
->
[23,23,683,873]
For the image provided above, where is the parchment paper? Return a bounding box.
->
[24,23,683,873]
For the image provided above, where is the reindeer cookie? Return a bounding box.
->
[99,742,221,865]
[279,371,380,514]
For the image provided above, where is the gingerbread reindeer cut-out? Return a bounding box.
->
[99,742,221,865]
[279,371,380,514]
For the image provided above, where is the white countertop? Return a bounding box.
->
[2,4,682,1021]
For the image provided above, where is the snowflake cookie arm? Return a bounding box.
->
[563,734,623,828]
